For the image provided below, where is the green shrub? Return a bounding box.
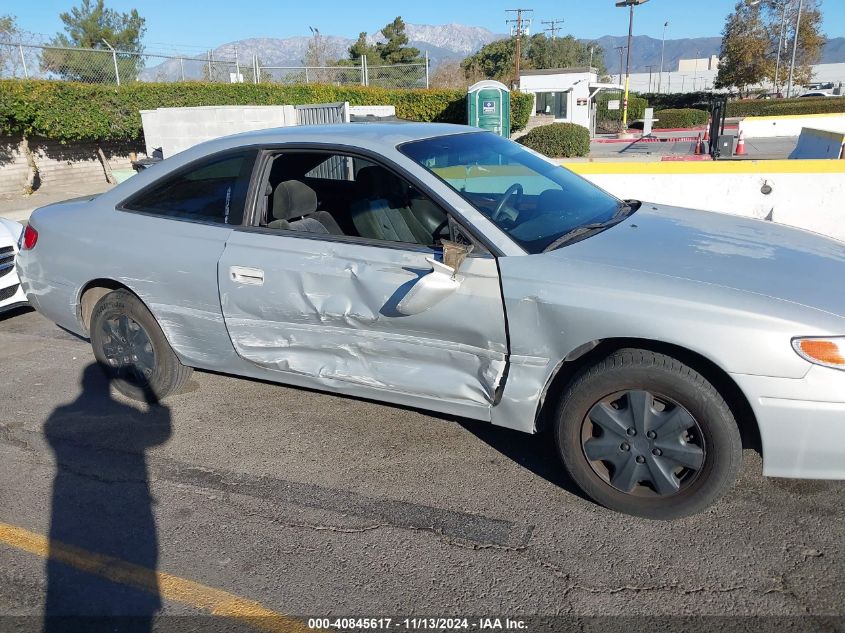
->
[726,96,845,117]
[517,122,590,158]
[653,108,709,129]
[595,94,648,129]
[639,92,710,111]
[0,79,535,143]
[509,91,533,132]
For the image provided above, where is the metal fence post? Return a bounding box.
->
[19,44,28,78]
[361,56,366,86]
[253,55,259,84]
[235,45,240,83]
[102,39,120,85]
[424,51,429,88]
[179,57,185,81]
[207,50,212,81]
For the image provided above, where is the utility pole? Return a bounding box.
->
[615,45,626,84]
[541,18,564,40]
[646,64,655,92]
[787,0,804,98]
[506,8,533,87]
[615,0,650,134]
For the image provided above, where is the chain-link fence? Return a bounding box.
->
[0,39,429,88]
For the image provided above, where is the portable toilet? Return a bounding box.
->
[467,80,511,138]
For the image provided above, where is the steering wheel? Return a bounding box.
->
[491,183,524,224]
[432,218,450,244]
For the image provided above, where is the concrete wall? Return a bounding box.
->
[740,113,845,139]
[789,128,845,159]
[0,136,143,198]
[140,105,298,157]
[564,160,845,243]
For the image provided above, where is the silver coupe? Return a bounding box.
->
[17,123,845,518]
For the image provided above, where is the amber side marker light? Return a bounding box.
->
[793,338,845,370]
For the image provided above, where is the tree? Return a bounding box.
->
[766,0,824,91]
[345,31,379,65]
[462,34,605,81]
[716,0,824,94]
[716,1,773,94]
[376,17,421,64]
[461,38,517,81]
[528,35,606,74]
[41,0,146,83]
[344,17,421,66]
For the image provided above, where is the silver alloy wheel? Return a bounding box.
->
[580,390,706,497]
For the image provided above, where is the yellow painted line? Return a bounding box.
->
[562,159,845,175]
[0,521,310,633]
[744,112,845,122]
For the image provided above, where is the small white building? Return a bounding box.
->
[518,67,622,131]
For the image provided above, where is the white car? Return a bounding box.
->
[0,218,27,314]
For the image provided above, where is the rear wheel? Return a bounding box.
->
[555,348,742,519]
[90,289,192,402]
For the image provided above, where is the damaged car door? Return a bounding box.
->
[216,150,509,416]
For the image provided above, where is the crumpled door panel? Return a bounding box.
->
[218,231,508,409]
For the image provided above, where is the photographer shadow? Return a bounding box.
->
[43,364,172,633]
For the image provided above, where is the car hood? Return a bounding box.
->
[549,203,845,319]
[0,217,23,245]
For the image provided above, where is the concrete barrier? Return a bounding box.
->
[789,127,845,159]
[563,160,845,243]
[140,105,298,157]
[739,113,845,139]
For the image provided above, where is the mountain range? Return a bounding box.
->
[139,23,845,81]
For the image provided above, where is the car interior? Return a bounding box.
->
[256,152,451,248]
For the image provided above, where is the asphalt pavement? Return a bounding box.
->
[1,307,844,632]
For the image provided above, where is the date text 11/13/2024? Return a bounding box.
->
[307,618,528,630]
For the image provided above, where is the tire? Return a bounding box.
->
[555,348,742,520]
[90,289,192,402]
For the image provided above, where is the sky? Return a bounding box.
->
[3,0,844,52]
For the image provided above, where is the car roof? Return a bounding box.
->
[215,122,481,149]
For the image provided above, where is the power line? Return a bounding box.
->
[506,8,533,85]
[541,19,564,40]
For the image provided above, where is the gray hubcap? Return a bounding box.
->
[581,390,706,497]
[101,315,155,385]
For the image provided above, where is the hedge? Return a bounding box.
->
[726,96,845,117]
[517,122,590,158]
[653,108,709,129]
[0,80,534,143]
[639,92,710,111]
[596,94,649,128]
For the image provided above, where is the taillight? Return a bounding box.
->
[21,225,38,250]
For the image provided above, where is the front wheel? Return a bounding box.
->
[90,289,192,402]
[555,349,742,519]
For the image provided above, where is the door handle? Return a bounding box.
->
[230,266,264,286]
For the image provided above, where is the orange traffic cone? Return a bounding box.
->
[735,130,747,156]
[694,134,703,155]
[703,117,711,141]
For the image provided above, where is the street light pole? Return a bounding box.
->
[615,0,650,133]
[658,21,668,94]
[786,0,804,98]
[773,1,788,94]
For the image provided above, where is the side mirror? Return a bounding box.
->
[395,241,472,316]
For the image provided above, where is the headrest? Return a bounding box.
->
[537,188,569,212]
[356,166,408,206]
[273,180,318,221]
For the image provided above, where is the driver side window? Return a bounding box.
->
[258,151,449,249]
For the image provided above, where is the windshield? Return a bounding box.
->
[399,132,624,253]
